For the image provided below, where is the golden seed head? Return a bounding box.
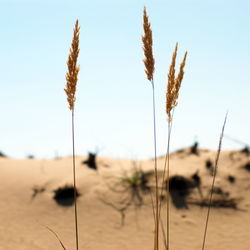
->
[142,7,155,81]
[173,51,187,107]
[65,19,80,110]
[166,43,187,121]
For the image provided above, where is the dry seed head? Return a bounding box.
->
[166,43,178,119]
[65,19,80,110]
[166,43,187,121]
[173,51,187,107]
[142,7,155,81]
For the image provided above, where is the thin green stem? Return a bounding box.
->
[72,109,79,250]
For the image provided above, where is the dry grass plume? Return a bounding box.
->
[65,19,80,110]
[166,43,187,121]
[142,7,155,82]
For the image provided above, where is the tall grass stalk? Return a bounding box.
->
[64,20,80,250]
[159,43,187,250]
[201,113,228,250]
[142,7,159,250]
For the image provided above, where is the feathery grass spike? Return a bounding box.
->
[65,20,80,110]
[173,51,187,107]
[142,7,155,82]
[166,43,187,120]
[166,43,178,119]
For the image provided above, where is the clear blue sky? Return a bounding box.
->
[0,0,250,159]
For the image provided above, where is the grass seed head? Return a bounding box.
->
[173,51,187,107]
[142,7,155,81]
[65,19,80,110]
[166,43,187,121]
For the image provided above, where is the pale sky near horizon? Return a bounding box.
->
[0,0,250,159]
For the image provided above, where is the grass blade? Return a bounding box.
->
[201,112,228,250]
[44,225,67,250]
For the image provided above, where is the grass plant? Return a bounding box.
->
[101,165,154,227]
[57,10,227,250]
[142,7,159,250]
[64,19,80,250]
[142,7,188,250]
[162,43,187,250]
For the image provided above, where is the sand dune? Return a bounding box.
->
[0,148,250,249]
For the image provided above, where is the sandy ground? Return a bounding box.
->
[0,148,250,250]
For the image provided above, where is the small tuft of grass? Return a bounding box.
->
[241,146,250,156]
[227,175,236,183]
[54,185,80,206]
[0,151,7,157]
[243,161,250,171]
[120,167,153,194]
[82,152,98,170]
[190,141,199,155]
[101,164,154,226]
